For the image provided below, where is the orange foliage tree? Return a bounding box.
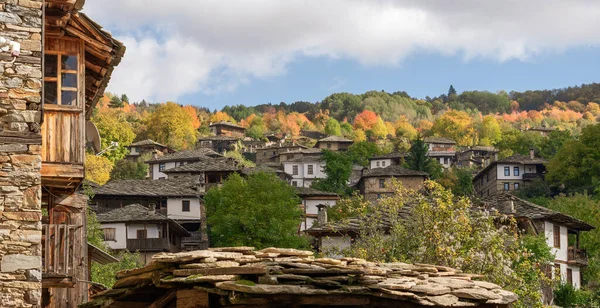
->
[353,110,378,130]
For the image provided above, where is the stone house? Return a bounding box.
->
[125,139,173,162]
[162,157,240,191]
[209,121,246,137]
[282,155,326,188]
[472,150,547,198]
[357,165,428,201]
[145,148,222,180]
[368,152,406,169]
[424,137,456,169]
[255,143,307,164]
[314,135,354,151]
[97,204,191,265]
[197,135,240,154]
[480,194,594,289]
[456,146,498,169]
[295,187,339,232]
[0,0,124,307]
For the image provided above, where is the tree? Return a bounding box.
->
[205,172,308,249]
[246,116,267,140]
[109,158,148,180]
[405,136,442,179]
[437,168,474,197]
[324,118,342,136]
[478,115,502,146]
[431,110,476,146]
[394,118,417,140]
[145,102,198,150]
[85,153,113,185]
[340,122,354,138]
[312,150,354,195]
[347,141,382,167]
[353,110,378,130]
[369,117,388,139]
[546,123,600,193]
[538,130,572,159]
[92,109,136,161]
[447,85,457,102]
[353,129,366,142]
[109,95,123,108]
[120,94,129,104]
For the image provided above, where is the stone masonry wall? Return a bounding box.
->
[0,0,43,307]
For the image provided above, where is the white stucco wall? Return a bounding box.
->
[370,159,392,169]
[167,198,201,220]
[321,236,352,258]
[284,161,326,187]
[127,224,160,239]
[100,223,127,250]
[569,265,581,289]
[496,163,524,180]
[545,221,568,262]
[305,199,336,215]
[151,161,177,179]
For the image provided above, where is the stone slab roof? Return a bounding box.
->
[473,154,547,180]
[317,136,354,143]
[97,204,190,236]
[295,187,339,198]
[480,193,594,231]
[370,152,407,160]
[427,151,456,157]
[241,165,286,176]
[82,247,516,308]
[283,155,324,163]
[209,121,246,130]
[163,158,239,174]
[129,139,168,147]
[198,135,240,141]
[361,165,428,178]
[146,148,222,163]
[94,176,201,197]
[424,137,456,144]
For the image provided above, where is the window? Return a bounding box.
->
[567,268,573,286]
[554,225,561,248]
[182,200,190,212]
[376,161,380,167]
[504,183,510,191]
[307,165,314,175]
[291,181,298,187]
[102,228,116,241]
[514,167,520,176]
[327,143,331,149]
[44,52,80,106]
[504,167,510,176]
[554,263,561,278]
[444,157,449,164]
[377,194,382,199]
[137,229,147,239]
[382,161,386,167]
[159,163,166,172]
[514,182,520,190]
[379,179,386,188]
[292,165,299,175]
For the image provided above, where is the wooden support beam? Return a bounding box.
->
[65,26,113,53]
[176,289,209,308]
[148,290,176,308]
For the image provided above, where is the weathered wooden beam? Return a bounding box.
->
[176,289,209,308]
[65,25,113,53]
[41,276,75,288]
[148,290,176,308]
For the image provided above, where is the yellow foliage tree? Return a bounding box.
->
[85,153,113,185]
[395,119,418,140]
[354,129,367,142]
[431,110,476,146]
[183,105,201,129]
[210,111,234,123]
[370,117,388,139]
[145,102,199,150]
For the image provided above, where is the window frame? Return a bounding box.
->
[567,268,573,286]
[44,51,81,107]
[504,166,510,176]
[382,161,386,167]
[136,229,147,239]
[182,200,191,212]
[503,182,510,191]
[514,166,520,176]
[514,182,520,190]
[102,228,116,241]
[379,179,386,189]
[553,225,561,248]
[159,163,166,172]
[292,165,299,175]
[307,164,314,175]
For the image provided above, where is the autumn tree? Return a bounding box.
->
[145,102,198,150]
[324,118,342,136]
[353,110,378,130]
[431,110,476,146]
[478,115,502,146]
[369,117,388,139]
[92,109,136,161]
[394,118,418,140]
[85,153,113,185]
[183,105,201,129]
[246,116,267,140]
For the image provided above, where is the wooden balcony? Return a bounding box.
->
[522,173,543,181]
[126,238,172,252]
[567,247,588,266]
[42,224,76,288]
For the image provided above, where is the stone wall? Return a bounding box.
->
[0,0,43,307]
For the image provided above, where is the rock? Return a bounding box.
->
[314,258,344,266]
[258,247,313,257]
[428,278,475,289]
[258,275,278,285]
[472,280,501,290]
[256,252,280,258]
[172,267,267,277]
[209,246,254,253]
[452,288,502,301]
[488,289,519,304]
[373,278,417,291]
[216,281,329,295]
[426,294,459,306]
[0,12,22,24]
[0,254,40,273]
[152,250,243,263]
[164,275,238,283]
[409,284,451,296]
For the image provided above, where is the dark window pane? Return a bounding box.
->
[61,73,77,88]
[61,91,77,106]
[61,55,78,70]
[44,82,57,104]
[44,54,58,77]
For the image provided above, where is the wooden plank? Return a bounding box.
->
[65,26,113,53]
[54,224,59,274]
[176,289,209,308]
[41,163,84,178]
[42,276,75,288]
[148,290,176,308]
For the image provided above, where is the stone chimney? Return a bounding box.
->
[316,204,328,226]
[152,152,158,159]
[148,203,156,215]
[529,148,535,160]
[502,201,516,214]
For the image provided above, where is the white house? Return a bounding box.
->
[97,204,191,264]
[368,152,406,169]
[282,156,326,188]
[424,137,457,169]
[145,149,222,180]
[481,194,594,289]
[295,187,339,231]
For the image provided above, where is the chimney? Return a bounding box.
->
[148,203,156,215]
[493,152,498,162]
[316,204,328,226]
[503,201,515,214]
[152,152,158,159]
[529,148,535,160]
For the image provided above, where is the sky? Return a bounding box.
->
[83,0,600,110]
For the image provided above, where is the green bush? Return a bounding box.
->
[554,283,599,307]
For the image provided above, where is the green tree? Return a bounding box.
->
[405,136,442,179]
[538,130,572,159]
[312,150,354,195]
[437,168,474,197]
[120,94,129,104]
[205,172,308,249]
[447,85,457,102]
[246,117,266,140]
[347,141,382,167]
[145,102,199,150]
[109,158,148,180]
[340,122,354,138]
[478,115,502,146]
[324,118,342,136]
[92,110,136,161]
[109,95,123,108]
[546,124,600,193]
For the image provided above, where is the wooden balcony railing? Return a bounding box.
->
[567,247,588,266]
[522,173,543,181]
[126,238,171,252]
[42,224,76,277]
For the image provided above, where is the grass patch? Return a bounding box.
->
[235,279,256,286]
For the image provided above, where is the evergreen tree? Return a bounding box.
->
[405,136,442,179]
[447,85,458,102]
[109,95,124,108]
[120,94,129,104]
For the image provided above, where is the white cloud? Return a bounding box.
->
[82,0,600,102]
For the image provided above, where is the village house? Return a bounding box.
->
[295,187,340,232]
[97,204,191,264]
[314,135,354,151]
[456,146,499,169]
[209,121,246,137]
[274,147,322,163]
[480,193,594,289]
[472,150,547,198]
[240,165,290,182]
[424,137,457,168]
[91,176,206,251]
[282,155,326,188]
[197,135,240,154]
[369,152,406,169]
[357,165,428,201]
[145,148,222,179]
[162,157,240,191]
[255,143,307,164]
[125,139,173,162]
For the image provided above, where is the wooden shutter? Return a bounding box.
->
[567,268,573,286]
[137,229,147,239]
[102,228,116,241]
[554,225,561,248]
